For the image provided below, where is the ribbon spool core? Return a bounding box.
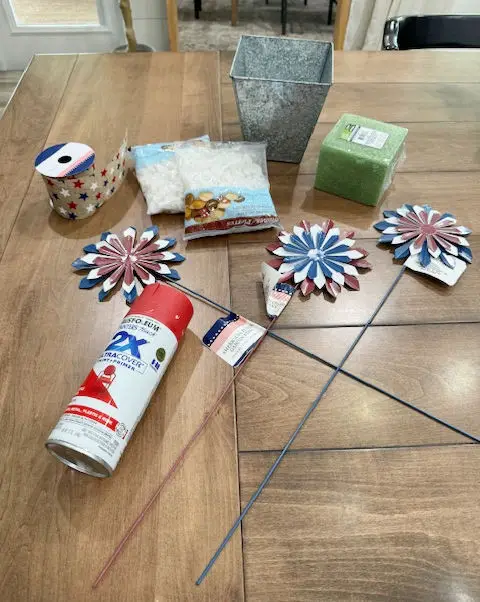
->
[35,142,95,178]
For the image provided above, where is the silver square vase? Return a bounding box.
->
[230,35,333,164]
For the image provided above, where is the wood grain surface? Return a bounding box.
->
[294,121,480,176]
[222,51,480,601]
[235,332,470,452]
[0,52,244,602]
[221,83,480,126]
[0,55,77,257]
[220,50,233,84]
[224,121,480,176]
[333,50,480,83]
[2,50,480,602]
[221,50,480,85]
[229,239,480,327]
[221,172,480,244]
[234,327,472,451]
[321,83,480,123]
[343,323,480,439]
[240,446,480,601]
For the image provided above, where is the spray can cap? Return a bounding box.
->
[127,283,194,342]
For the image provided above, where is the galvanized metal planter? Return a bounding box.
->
[230,35,333,164]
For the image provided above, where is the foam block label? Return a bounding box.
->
[341,123,389,149]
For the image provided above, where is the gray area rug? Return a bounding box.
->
[178,0,334,51]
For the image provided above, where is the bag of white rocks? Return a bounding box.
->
[132,136,209,214]
[175,141,281,240]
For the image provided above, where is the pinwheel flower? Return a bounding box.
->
[73,225,185,302]
[266,219,372,297]
[374,204,472,268]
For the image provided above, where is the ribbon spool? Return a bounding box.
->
[35,138,127,220]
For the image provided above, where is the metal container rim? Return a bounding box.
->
[229,35,334,87]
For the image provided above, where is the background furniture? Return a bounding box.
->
[193,0,238,25]
[279,0,336,35]
[384,14,480,49]
[166,0,179,50]
[232,0,238,26]
[194,0,201,18]
[1,49,480,601]
[333,0,351,47]
[328,0,337,23]
[342,0,480,50]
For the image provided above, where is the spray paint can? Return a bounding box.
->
[46,283,193,478]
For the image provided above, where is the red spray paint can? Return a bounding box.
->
[46,283,193,477]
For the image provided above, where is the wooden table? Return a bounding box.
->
[0,50,479,601]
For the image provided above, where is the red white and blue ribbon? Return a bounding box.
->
[35,135,128,220]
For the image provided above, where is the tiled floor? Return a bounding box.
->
[179,0,334,50]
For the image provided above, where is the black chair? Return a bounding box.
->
[327,0,336,24]
[383,15,480,50]
[194,0,201,19]
[272,0,336,35]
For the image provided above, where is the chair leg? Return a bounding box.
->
[304,0,307,5]
[194,0,201,19]
[166,0,179,51]
[328,0,334,25]
[231,0,238,26]
[281,0,287,34]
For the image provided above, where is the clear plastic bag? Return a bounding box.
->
[132,136,209,215]
[175,142,280,240]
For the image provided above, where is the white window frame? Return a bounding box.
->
[0,0,125,70]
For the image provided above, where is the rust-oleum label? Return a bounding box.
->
[47,314,177,470]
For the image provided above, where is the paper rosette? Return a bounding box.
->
[374,204,472,267]
[72,226,185,302]
[266,219,372,297]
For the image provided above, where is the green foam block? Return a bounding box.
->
[314,114,408,206]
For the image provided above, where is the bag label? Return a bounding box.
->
[184,186,279,239]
